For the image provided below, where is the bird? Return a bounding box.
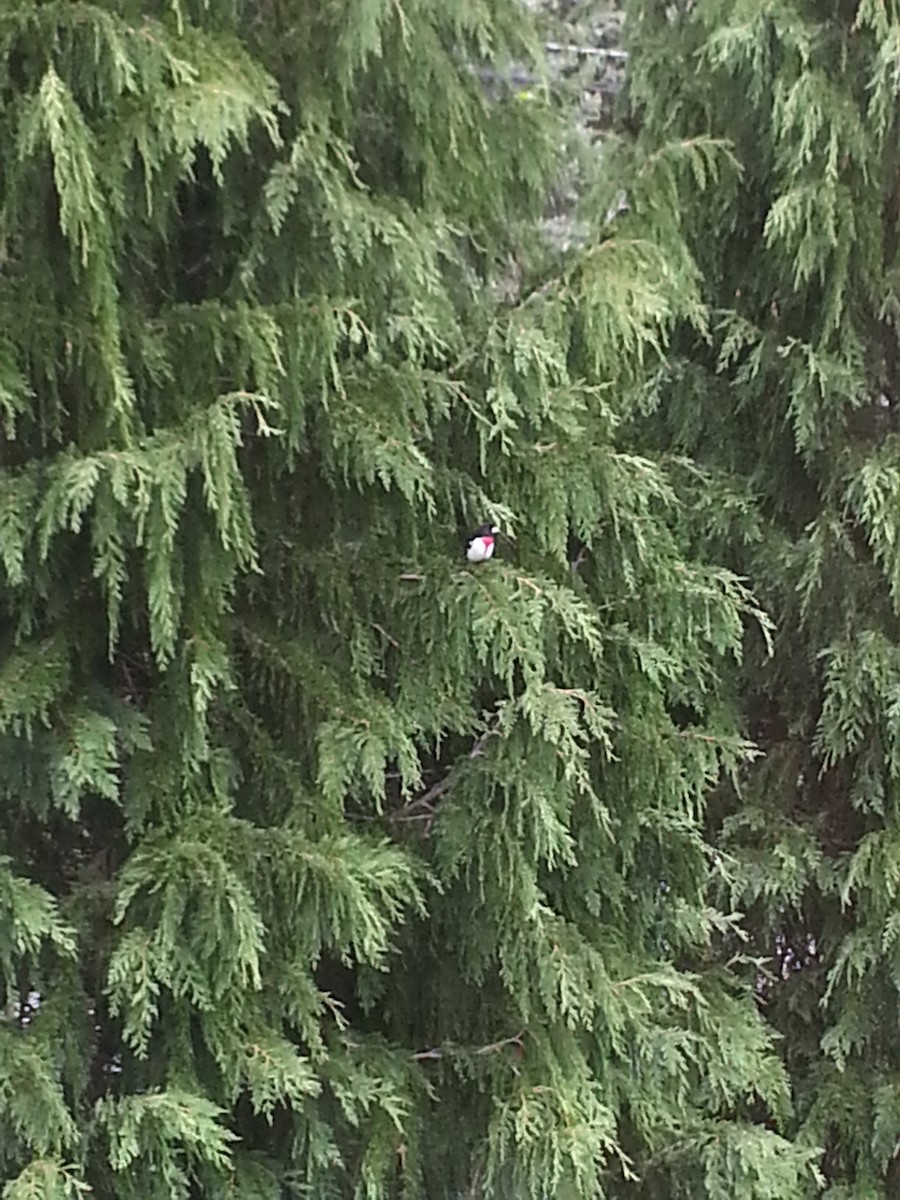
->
[466,522,499,563]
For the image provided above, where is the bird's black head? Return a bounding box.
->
[473,522,499,537]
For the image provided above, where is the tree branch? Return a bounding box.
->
[388,728,498,826]
[411,1030,525,1062]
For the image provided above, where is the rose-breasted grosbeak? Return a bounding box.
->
[466,522,499,563]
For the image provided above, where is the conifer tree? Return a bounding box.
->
[0,1,817,1196]
[624,0,900,1193]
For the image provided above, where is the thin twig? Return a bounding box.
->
[387,729,498,825]
[372,622,400,648]
[411,1030,525,1062]
[473,1030,526,1056]
[515,574,544,596]
[544,42,628,60]
[392,774,454,819]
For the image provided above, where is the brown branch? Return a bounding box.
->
[371,622,399,648]
[473,1030,526,1056]
[392,774,453,818]
[387,728,498,826]
[411,1030,525,1063]
[515,574,544,596]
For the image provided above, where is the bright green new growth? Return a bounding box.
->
[0,1,818,1197]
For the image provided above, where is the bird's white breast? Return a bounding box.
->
[467,537,495,563]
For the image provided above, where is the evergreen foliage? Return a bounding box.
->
[0,0,818,1197]
[624,0,900,1193]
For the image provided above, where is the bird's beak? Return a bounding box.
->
[491,526,499,534]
